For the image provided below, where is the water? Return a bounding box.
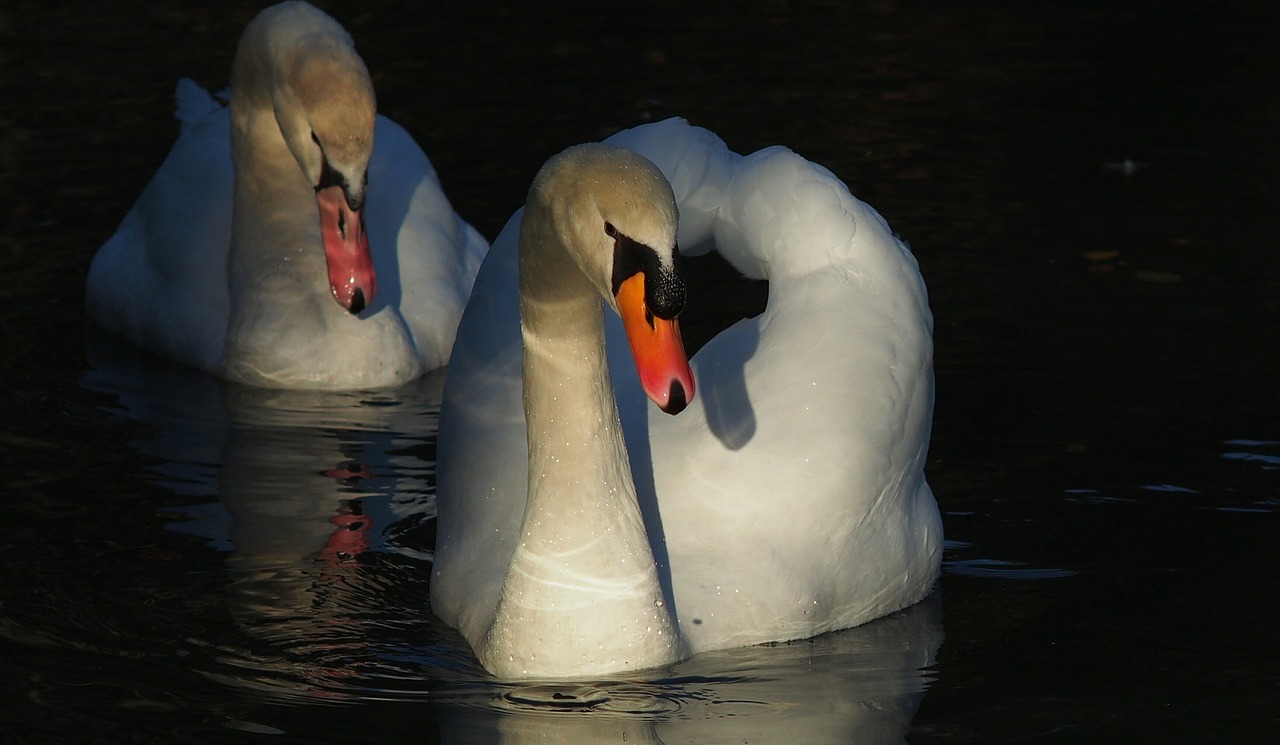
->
[3,1,1278,742]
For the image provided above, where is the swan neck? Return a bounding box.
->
[515,191,636,506]
[476,191,682,679]
[226,8,325,280]
[218,5,362,386]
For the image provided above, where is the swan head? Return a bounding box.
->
[240,2,378,314]
[527,144,696,414]
[281,42,376,314]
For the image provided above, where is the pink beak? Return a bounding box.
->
[316,184,375,314]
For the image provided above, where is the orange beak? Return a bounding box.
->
[316,184,376,314]
[616,272,695,415]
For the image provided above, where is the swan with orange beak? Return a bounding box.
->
[434,120,941,682]
[437,144,696,679]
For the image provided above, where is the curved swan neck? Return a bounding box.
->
[477,149,683,679]
[517,200,628,515]
[218,3,379,386]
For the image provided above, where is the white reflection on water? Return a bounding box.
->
[942,539,1077,580]
[444,600,940,744]
[945,558,1076,581]
[1222,439,1280,469]
[83,329,942,743]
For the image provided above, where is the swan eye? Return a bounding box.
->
[605,222,618,238]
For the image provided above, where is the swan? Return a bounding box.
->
[85,1,487,389]
[431,119,942,680]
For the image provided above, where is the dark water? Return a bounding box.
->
[4,1,1278,743]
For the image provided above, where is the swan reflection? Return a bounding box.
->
[84,330,942,743]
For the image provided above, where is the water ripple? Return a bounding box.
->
[945,558,1078,580]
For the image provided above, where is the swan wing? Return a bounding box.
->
[86,80,232,373]
[368,116,489,371]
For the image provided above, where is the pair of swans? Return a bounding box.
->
[86,1,942,680]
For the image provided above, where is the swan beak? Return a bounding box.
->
[316,184,376,314]
[617,272,695,415]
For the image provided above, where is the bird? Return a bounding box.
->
[430,118,942,680]
[85,1,487,389]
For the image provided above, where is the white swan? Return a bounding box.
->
[431,118,942,680]
[85,1,486,389]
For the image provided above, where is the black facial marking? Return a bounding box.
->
[314,144,365,212]
[317,156,342,191]
[646,250,686,319]
[610,228,686,320]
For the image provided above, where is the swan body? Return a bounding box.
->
[432,119,942,679]
[86,1,486,389]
